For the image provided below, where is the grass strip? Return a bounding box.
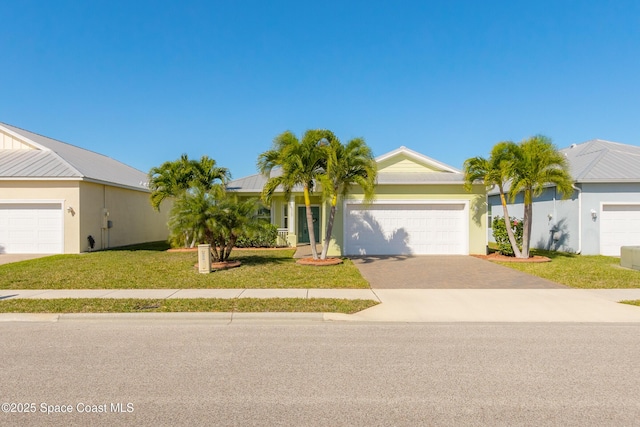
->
[620,300,640,307]
[0,298,379,314]
[493,249,640,289]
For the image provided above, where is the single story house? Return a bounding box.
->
[229,146,487,257]
[488,139,640,256]
[0,122,170,254]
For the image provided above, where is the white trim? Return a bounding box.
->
[342,199,470,255]
[572,184,582,254]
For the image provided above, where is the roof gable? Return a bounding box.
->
[376,146,460,174]
[0,122,150,191]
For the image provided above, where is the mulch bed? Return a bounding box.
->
[169,247,287,253]
[296,257,344,266]
[472,253,551,263]
[193,260,242,270]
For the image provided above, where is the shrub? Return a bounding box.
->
[492,216,523,256]
[235,222,279,248]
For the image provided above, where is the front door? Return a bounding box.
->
[297,206,320,244]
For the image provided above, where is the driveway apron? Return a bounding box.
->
[351,255,566,289]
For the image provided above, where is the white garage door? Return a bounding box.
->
[0,203,63,254]
[600,204,640,256]
[344,203,467,255]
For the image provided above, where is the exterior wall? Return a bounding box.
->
[489,183,640,255]
[332,183,487,256]
[79,182,170,252]
[580,183,640,255]
[488,188,579,253]
[0,180,81,253]
[377,155,439,173]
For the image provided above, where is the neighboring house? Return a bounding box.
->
[487,139,640,256]
[0,122,170,254]
[228,146,487,256]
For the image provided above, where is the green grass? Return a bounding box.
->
[494,249,640,289]
[620,300,640,307]
[0,243,369,290]
[0,298,379,314]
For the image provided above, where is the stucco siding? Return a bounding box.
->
[488,188,579,253]
[79,182,170,252]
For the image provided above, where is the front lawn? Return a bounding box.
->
[495,249,640,289]
[0,243,369,289]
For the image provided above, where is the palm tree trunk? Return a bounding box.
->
[304,186,319,260]
[521,191,533,258]
[320,194,338,260]
[499,190,523,258]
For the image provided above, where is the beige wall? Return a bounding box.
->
[0,180,81,253]
[79,182,170,251]
[0,180,170,253]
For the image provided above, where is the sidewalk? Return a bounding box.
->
[2,288,640,323]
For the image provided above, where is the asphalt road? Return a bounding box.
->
[1,319,639,426]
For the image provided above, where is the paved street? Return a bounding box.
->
[1,320,639,426]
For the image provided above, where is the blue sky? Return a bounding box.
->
[1,0,639,179]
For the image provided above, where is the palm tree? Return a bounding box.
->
[168,188,263,262]
[190,155,231,190]
[317,137,377,259]
[208,194,263,261]
[148,154,193,210]
[508,135,573,258]
[464,141,523,258]
[257,130,329,260]
[149,154,230,211]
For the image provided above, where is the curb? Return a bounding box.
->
[0,312,338,323]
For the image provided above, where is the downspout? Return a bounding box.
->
[572,183,582,254]
[486,184,494,254]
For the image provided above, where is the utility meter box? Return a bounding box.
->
[198,244,212,274]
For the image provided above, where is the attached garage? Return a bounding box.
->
[600,204,640,256]
[0,202,63,254]
[344,201,469,256]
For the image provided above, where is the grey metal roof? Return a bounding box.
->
[227,149,466,193]
[0,122,150,191]
[227,169,306,193]
[561,139,640,183]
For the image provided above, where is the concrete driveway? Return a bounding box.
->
[0,254,55,265]
[351,255,566,289]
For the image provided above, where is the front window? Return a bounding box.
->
[257,206,271,222]
[283,205,288,228]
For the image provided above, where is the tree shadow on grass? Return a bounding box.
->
[106,241,171,252]
[233,254,294,266]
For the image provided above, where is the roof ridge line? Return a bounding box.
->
[575,144,608,181]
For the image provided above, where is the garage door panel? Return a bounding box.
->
[0,203,63,254]
[600,204,640,256]
[345,203,467,256]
